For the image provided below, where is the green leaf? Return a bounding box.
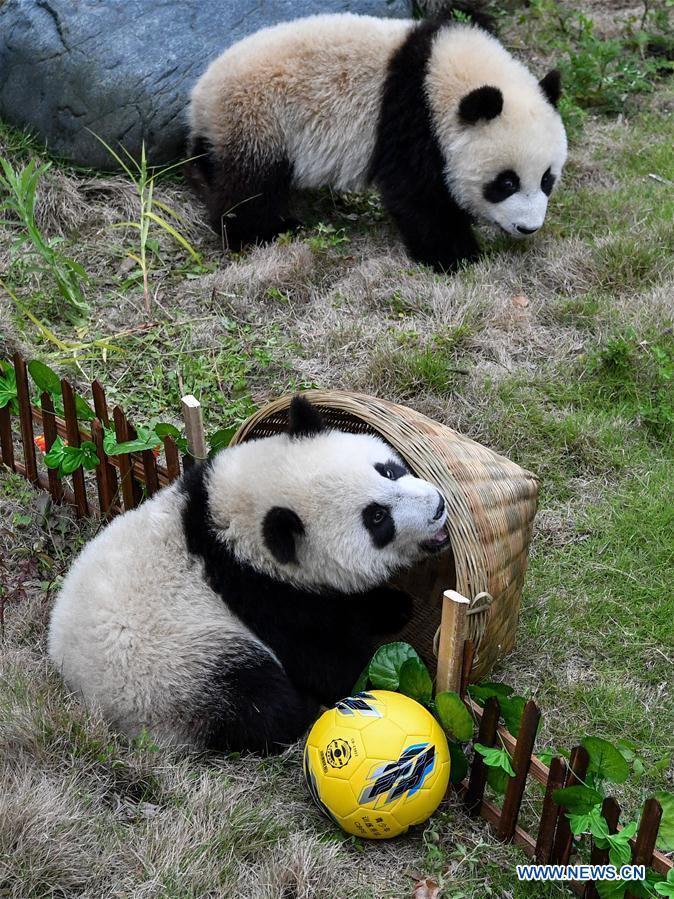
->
[552,785,603,814]
[74,393,95,421]
[582,736,630,784]
[104,427,161,455]
[596,880,628,899]
[44,436,66,470]
[447,740,469,785]
[608,837,632,870]
[60,445,86,474]
[487,764,510,795]
[654,791,674,851]
[154,422,181,439]
[398,657,433,705]
[467,682,514,704]
[434,691,474,742]
[499,695,526,737]
[568,807,609,838]
[28,358,61,394]
[209,425,238,454]
[474,743,515,777]
[80,440,100,470]
[367,642,421,691]
[654,868,674,897]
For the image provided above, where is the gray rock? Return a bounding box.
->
[0,0,412,170]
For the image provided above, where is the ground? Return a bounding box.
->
[0,1,673,896]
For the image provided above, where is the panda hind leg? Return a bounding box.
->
[202,652,319,756]
[185,138,298,251]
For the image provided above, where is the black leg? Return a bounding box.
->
[184,136,295,251]
[200,653,319,756]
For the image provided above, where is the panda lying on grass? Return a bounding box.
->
[48,398,451,755]
[186,3,567,272]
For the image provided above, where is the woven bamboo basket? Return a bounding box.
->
[231,391,539,682]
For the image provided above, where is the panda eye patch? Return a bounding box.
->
[541,168,556,196]
[362,502,395,548]
[483,169,520,203]
[375,461,407,481]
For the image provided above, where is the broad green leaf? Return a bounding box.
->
[552,785,603,814]
[596,880,628,899]
[434,691,473,742]
[28,359,61,394]
[467,682,514,704]
[654,791,674,851]
[74,393,95,421]
[154,422,181,439]
[582,736,630,784]
[209,426,238,454]
[654,868,674,897]
[474,743,515,777]
[44,436,66,470]
[368,642,421,691]
[487,764,510,795]
[499,695,526,737]
[80,440,100,470]
[398,658,433,705]
[105,427,161,455]
[616,738,637,764]
[60,446,86,474]
[608,837,632,870]
[448,740,469,785]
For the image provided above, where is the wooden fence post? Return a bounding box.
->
[0,402,15,471]
[465,696,501,816]
[40,391,64,504]
[550,745,590,864]
[181,395,208,464]
[14,352,38,484]
[497,700,541,841]
[436,590,470,694]
[535,755,568,863]
[584,797,621,898]
[625,798,663,899]
[61,378,88,518]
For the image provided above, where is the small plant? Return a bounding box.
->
[0,158,88,317]
[91,135,202,314]
[304,222,350,253]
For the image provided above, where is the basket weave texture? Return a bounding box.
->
[232,391,539,682]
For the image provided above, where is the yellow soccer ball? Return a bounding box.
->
[304,690,450,839]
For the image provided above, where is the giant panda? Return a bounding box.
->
[48,397,450,755]
[186,5,567,272]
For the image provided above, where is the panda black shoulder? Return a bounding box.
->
[368,14,481,272]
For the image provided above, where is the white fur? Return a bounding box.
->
[48,429,446,744]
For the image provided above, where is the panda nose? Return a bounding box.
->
[433,495,445,520]
[516,225,539,235]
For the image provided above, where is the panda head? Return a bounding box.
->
[427,26,568,239]
[205,397,450,592]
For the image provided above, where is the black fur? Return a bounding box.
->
[539,69,562,107]
[180,462,413,754]
[375,460,408,481]
[362,502,396,549]
[262,506,305,565]
[483,169,520,204]
[184,136,298,251]
[288,394,325,438]
[458,85,504,124]
[369,17,480,272]
[541,167,555,197]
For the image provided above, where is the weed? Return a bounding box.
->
[91,135,202,314]
[304,222,350,253]
[0,158,88,317]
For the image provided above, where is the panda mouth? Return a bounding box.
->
[420,524,451,554]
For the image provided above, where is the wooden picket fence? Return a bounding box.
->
[1,352,672,893]
[0,351,184,519]
[442,601,672,895]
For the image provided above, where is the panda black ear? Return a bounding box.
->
[287,395,325,439]
[539,69,562,107]
[263,506,305,565]
[458,85,504,124]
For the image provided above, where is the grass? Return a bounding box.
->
[1,1,673,895]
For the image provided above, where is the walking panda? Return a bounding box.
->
[186,6,567,272]
[48,397,450,754]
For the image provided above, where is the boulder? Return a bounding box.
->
[0,0,412,170]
